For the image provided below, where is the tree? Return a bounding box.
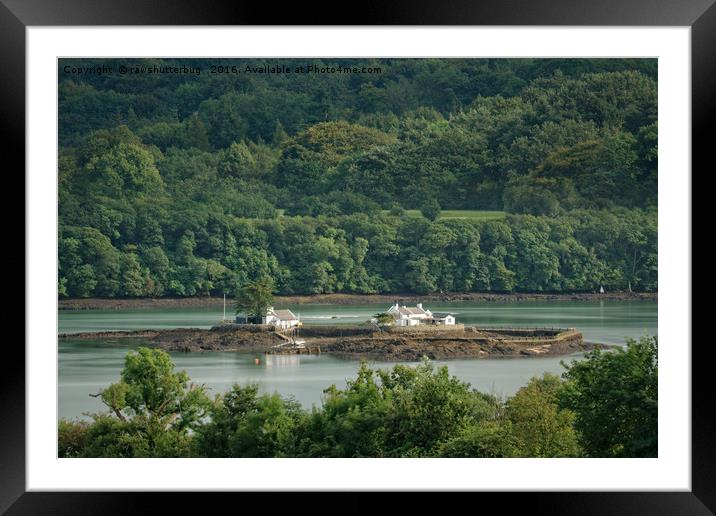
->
[118,253,147,297]
[559,335,658,457]
[58,419,89,458]
[197,92,249,149]
[218,141,256,179]
[59,347,211,457]
[84,141,164,196]
[404,257,437,294]
[272,120,289,146]
[379,358,499,456]
[507,216,560,291]
[437,421,519,458]
[234,277,275,319]
[184,113,211,151]
[296,362,392,457]
[373,312,394,326]
[388,203,405,217]
[66,264,97,297]
[420,199,441,221]
[98,348,210,429]
[194,385,306,457]
[502,176,564,216]
[506,374,581,457]
[293,120,395,167]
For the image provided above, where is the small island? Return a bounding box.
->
[60,299,607,361]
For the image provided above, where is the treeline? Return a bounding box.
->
[59,207,656,297]
[58,58,657,297]
[58,336,658,458]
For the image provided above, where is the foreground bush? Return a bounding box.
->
[559,335,658,457]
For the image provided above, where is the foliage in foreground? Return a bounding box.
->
[559,335,658,457]
[59,336,657,458]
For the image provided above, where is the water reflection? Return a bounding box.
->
[263,354,302,368]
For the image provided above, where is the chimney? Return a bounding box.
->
[417,302,423,309]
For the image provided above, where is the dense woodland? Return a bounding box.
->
[58,58,658,298]
[58,336,658,458]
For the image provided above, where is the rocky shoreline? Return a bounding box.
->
[59,325,610,361]
[58,291,657,311]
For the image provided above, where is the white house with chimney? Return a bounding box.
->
[381,302,455,326]
[263,307,301,330]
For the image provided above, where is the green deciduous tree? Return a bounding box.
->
[99,348,211,429]
[234,277,275,319]
[559,335,658,457]
[195,385,306,457]
[506,374,582,457]
[420,199,441,221]
[373,312,394,326]
[437,421,519,458]
[59,348,211,458]
[379,358,500,457]
[297,362,392,457]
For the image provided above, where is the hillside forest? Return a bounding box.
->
[58,58,657,298]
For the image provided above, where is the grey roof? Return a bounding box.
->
[393,305,430,317]
[270,309,298,321]
[432,312,454,318]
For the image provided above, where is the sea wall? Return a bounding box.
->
[384,324,466,333]
[211,324,274,333]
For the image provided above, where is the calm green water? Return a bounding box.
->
[58,300,657,420]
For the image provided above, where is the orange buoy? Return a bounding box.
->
[254,357,260,365]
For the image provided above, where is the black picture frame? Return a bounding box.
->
[3,0,709,513]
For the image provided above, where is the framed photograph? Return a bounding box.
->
[6,0,709,512]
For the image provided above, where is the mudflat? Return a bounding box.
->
[59,324,609,361]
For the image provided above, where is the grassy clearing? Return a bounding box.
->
[395,209,507,221]
[437,210,506,220]
[277,208,507,221]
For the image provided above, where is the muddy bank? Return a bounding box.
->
[60,324,608,361]
[321,334,605,361]
[59,326,284,353]
[317,326,605,361]
[59,291,657,311]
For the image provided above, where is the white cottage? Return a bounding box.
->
[386,301,432,326]
[431,312,456,325]
[380,302,455,326]
[263,307,301,329]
